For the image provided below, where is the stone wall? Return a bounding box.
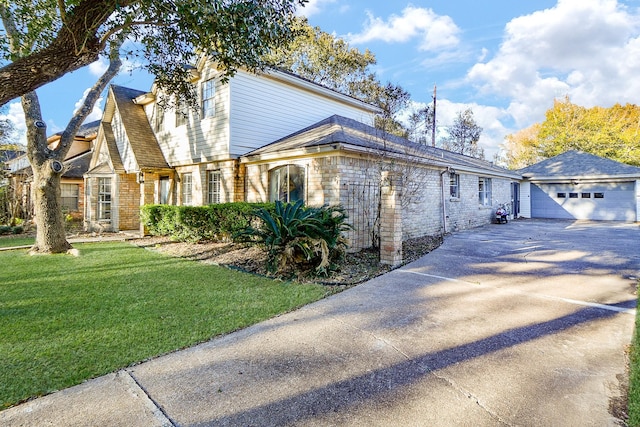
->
[118,173,140,230]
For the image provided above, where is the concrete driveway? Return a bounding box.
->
[2,219,638,426]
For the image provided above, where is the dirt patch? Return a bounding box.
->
[131,234,443,286]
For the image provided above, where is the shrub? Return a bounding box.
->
[11,226,23,235]
[0,225,11,235]
[238,200,351,276]
[140,203,274,242]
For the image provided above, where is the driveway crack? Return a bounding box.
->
[119,370,176,427]
[428,369,514,426]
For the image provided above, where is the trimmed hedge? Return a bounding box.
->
[140,202,274,242]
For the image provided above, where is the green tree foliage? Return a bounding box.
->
[501,123,542,169]
[0,0,306,107]
[503,97,640,168]
[266,18,411,136]
[0,0,305,253]
[443,108,484,159]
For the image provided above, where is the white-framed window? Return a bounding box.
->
[175,101,188,127]
[98,178,111,221]
[202,79,215,118]
[60,183,79,211]
[159,176,170,205]
[154,103,165,132]
[478,177,492,206]
[449,173,460,198]
[181,173,192,205]
[269,165,305,203]
[207,170,221,204]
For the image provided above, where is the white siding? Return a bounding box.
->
[520,181,531,218]
[155,68,231,166]
[228,70,376,157]
[112,113,138,172]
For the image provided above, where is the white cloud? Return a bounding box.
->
[88,57,109,77]
[73,88,104,123]
[347,6,460,51]
[467,0,640,128]
[296,0,337,17]
[0,102,27,145]
[400,99,511,160]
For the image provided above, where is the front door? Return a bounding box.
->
[511,182,520,218]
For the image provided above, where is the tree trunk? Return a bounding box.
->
[22,91,72,254]
[30,163,72,254]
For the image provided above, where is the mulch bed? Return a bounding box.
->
[131,234,443,287]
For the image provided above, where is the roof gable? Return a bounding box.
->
[109,85,169,170]
[519,150,640,178]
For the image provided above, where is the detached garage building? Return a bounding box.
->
[519,150,640,222]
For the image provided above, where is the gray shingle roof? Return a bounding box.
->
[245,115,518,177]
[63,151,92,178]
[110,85,169,170]
[518,150,640,178]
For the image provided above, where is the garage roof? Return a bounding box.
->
[519,150,640,179]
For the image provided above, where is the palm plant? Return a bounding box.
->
[239,200,351,275]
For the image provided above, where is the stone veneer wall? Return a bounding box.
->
[445,174,512,232]
[118,173,141,230]
[244,152,515,251]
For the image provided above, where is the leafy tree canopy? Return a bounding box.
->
[266,18,411,136]
[0,0,306,107]
[442,108,484,159]
[503,97,640,168]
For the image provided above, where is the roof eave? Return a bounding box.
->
[524,174,640,182]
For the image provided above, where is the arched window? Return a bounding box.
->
[269,165,305,203]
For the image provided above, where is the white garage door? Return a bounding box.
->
[531,182,637,221]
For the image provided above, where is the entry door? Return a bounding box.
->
[511,182,520,217]
[159,176,170,204]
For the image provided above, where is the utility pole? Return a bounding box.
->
[431,84,437,147]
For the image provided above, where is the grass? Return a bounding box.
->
[0,235,34,248]
[629,282,640,426]
[0,242,329,409]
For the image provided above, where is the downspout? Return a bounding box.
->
[439,166,454,234]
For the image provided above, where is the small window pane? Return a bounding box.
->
[557,193,566,198]
[569,193,578,198]
[581,193,591,198]
[449,173,459,198]
[202,79,215,118]
[181,173,192,205]
[60,183,79,211]
[269,165,305,203]
[478,177,492,206]
[98,178,111,221]
[207,170,221,204]
[594,192,604,198]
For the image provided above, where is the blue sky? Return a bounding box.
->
[4,0,640,158]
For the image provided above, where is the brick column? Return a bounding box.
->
[379,171,403,266]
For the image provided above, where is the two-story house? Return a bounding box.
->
[84,58,521,248]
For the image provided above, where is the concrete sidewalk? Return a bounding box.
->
[2,219,638,426]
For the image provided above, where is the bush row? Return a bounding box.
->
[140,202,275,242]
[0,225,24,235]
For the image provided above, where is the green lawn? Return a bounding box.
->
[0,242,328,409]
[0,236,34,248]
